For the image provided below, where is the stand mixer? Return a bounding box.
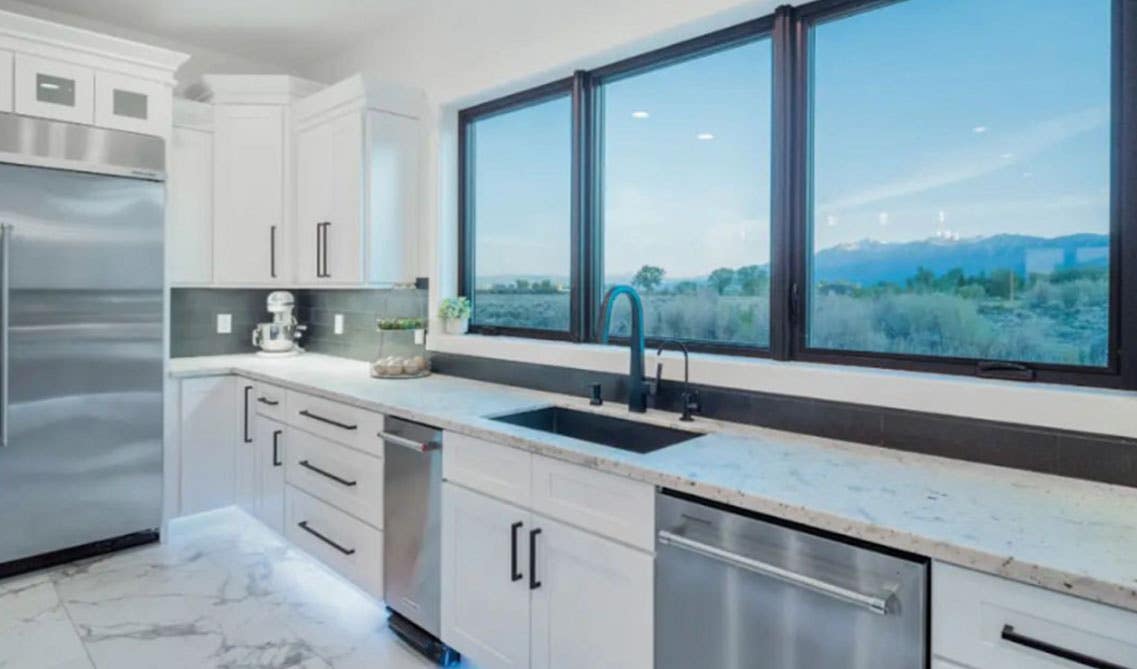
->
[252,291,306,357]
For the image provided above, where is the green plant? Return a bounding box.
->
[377,317,425,330]
[438,296,471,320]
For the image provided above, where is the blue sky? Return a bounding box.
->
[472,0,1111,282]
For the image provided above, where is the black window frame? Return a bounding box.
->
[457,0,1137,390]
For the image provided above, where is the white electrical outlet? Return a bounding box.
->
[334,314,344,335]
[216,313,232,334]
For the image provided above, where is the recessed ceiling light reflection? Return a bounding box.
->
[696,132,715,141]
[631,110,650,119]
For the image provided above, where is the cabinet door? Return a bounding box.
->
[13,54,93,124]
[213,105,285,285]
[441,483,531,669]
[365,110,418,284]
[256,416,286,533]
[234,383,257,516]
[0,51,12,112]
[530,515,653,669]
[178,376,236,516]
[296,113,363,284]
[94,71,170,136]
[295,121,331,283]
[167,126,213,284]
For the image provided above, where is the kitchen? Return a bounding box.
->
[0,1,1135,668]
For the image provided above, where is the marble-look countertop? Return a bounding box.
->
[170,354,1137,614]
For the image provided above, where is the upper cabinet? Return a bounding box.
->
[293,75,422,286]
[0,9,186,136]
[168,99,214,285]
[14,54,94,124]
[204,74,323,286]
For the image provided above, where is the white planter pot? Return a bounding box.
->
[443,316,469,335]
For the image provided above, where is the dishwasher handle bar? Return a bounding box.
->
[658,530,894,616]
[380,431,440,452]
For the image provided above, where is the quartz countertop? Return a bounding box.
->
[170,353,1137,613]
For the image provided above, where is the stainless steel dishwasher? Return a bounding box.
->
[656,490,928,669]
[381,417,459,666]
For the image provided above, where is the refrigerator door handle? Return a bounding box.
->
[0,223,9,446]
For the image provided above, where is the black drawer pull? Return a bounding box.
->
[257,396,280,406]
[529,528,542,590]
[297,520,355,555]
[242,385,253,444]
[298,459,357,486]
[510,521,523,582]
[298,409,357,431]
[1001,625,1128,669]
[272,430,282,467]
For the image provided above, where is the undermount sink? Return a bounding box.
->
[491,406,700,454]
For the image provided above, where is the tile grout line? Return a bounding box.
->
[55,579,99,669]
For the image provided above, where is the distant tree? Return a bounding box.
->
[674,280,698,296]
[632,265,665,293]
[736,265,769,296]
[514,278,530,292]
[534,279,556,294]
[707,267,736,295]
[906,266,936,292]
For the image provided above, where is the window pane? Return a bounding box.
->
[601,37,773,347]
[809,0,1112,367]
[469,95,572,331]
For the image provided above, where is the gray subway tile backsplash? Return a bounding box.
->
[170,287,428,361]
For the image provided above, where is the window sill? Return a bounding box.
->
[428,332,1137,439]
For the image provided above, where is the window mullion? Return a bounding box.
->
[770,5,801,361]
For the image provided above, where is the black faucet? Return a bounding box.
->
[598,285,651,413]
[656,342,701,421]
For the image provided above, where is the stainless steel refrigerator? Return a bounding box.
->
[0,112,165,575]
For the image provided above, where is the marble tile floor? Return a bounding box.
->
[0,508,441,669]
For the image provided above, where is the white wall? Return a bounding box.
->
[0,0,291,96]
[297,0,1137,439]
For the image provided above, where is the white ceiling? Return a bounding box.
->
[16,0,421,70]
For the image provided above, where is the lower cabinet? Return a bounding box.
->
[178,376,237,516]
[235,408,287,533]
[441,481,653,669]
[285,485,383,598]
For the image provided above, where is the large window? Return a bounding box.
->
[458,0,1135,388]
[600,38,773,347]
[462,88,572,335]
[808,0,1113,367]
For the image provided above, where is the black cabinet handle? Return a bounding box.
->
[272,430,282,467]
[298,409,357,431]
[321,222,331,278]
[242,385,253,443]
[269,225,277,278]
[315,222,323,278]
[257,396,279,406]
[510,521,523,582]
[529,528,542,590]
[298,459,357,487]
[1001,625,1127,669]
[297,520,355,555]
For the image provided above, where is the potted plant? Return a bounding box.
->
[438,296,471,335]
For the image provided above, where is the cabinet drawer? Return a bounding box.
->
[531,454,654,551]
[94,71,169,136]
[442,431,531,508]
[286,390,384,456]
[14,54,93,124]
[252,381,286,421]
[285,485,382,599]
[286,428,383,528]
[933,562,1137,668]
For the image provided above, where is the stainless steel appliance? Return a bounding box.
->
[0,111,164,576]
[381,416,459,666]
[656,490,928,669]
[251,290,305,356]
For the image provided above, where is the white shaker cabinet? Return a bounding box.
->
[211,104,286,285]
[13,53,93,124]
[293,75,422,286]
[0,51,12,112]
[442,482,532,669]
[167,100,213,284]
[94,70,170,137]
[255,415,286,533]
[177,376,237,516]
